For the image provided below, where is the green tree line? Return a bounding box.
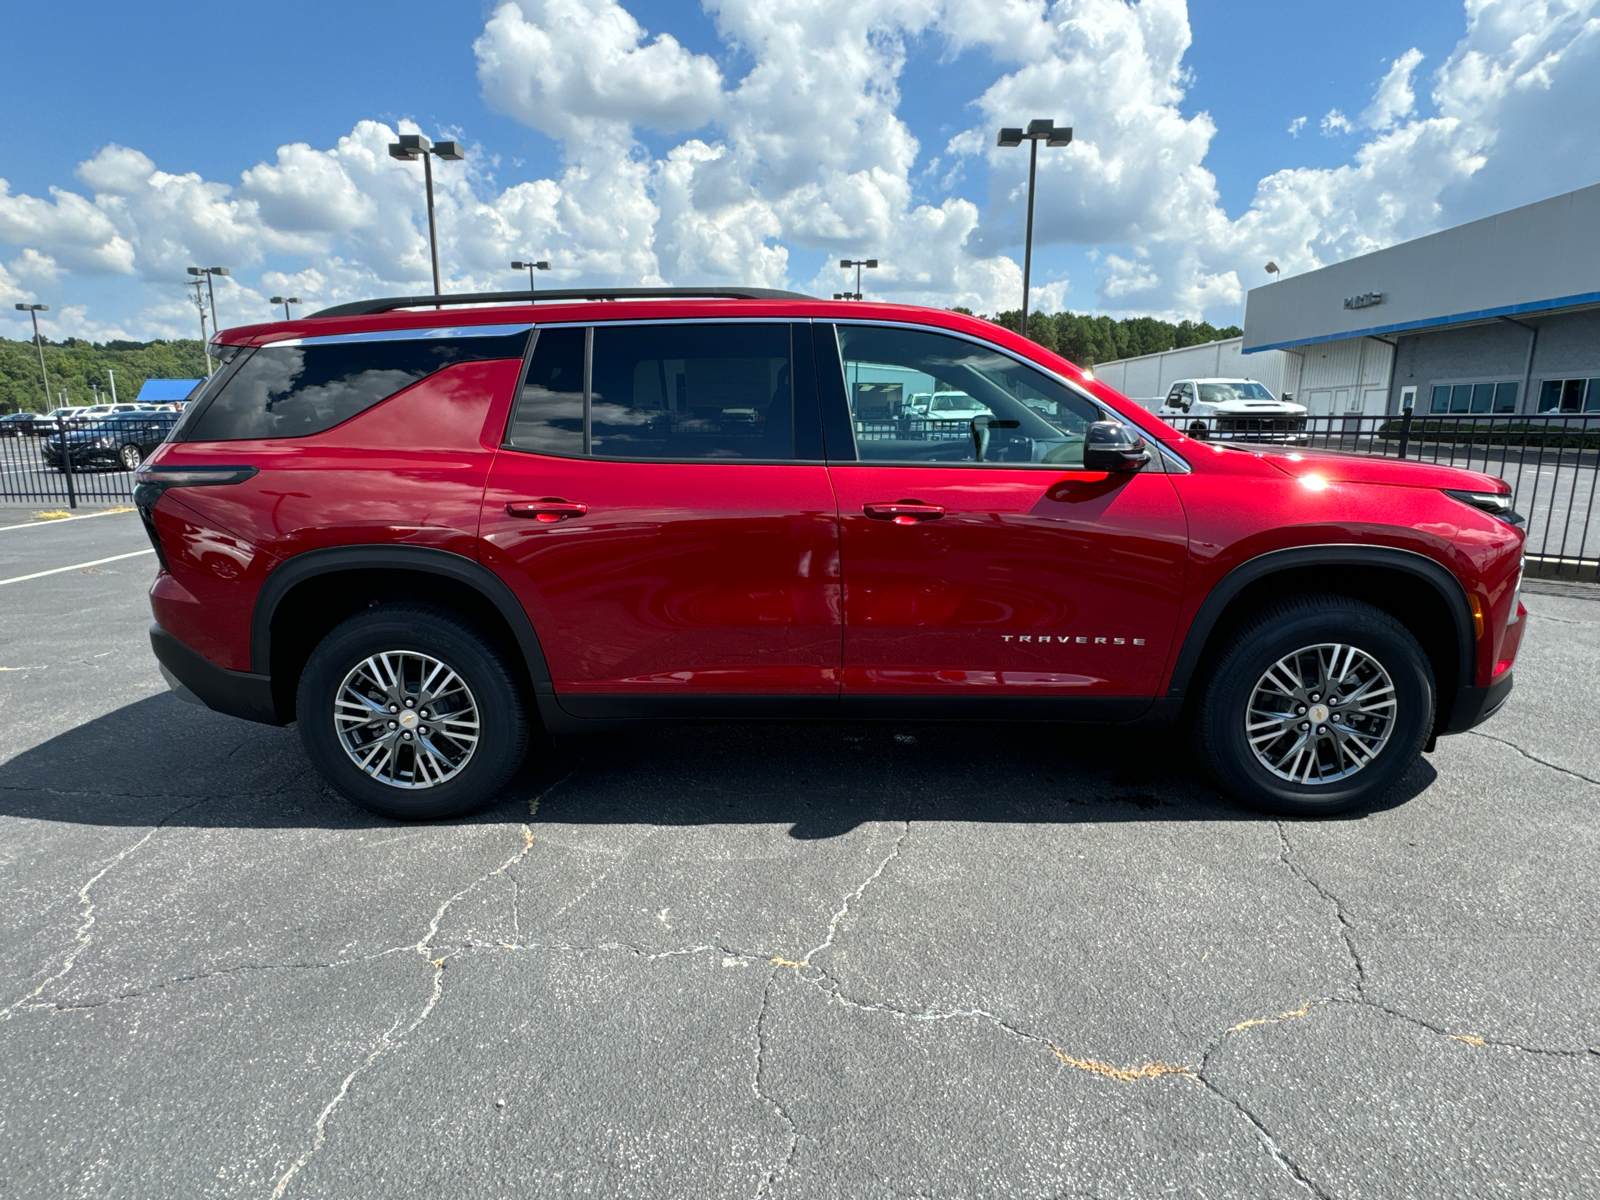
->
[954,308,1242,367]
[0,336,209,413]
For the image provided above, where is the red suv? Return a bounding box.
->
[136,288,1527,820]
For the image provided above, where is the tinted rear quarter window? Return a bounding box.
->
[504,322,795,460]
[179,329,529,442]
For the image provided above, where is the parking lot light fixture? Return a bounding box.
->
[390,134,466,298]
[1265,262,1281,279]
[997,119,1072,335]
[511,260,551,293]
[15,303,52,408]
[839,258,878,300]
[270,296,301,320]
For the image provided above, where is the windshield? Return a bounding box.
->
[931,392,986,413]
[1198,382,1275,403]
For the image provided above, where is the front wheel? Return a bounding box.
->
[297,604,530,820]
[1193,595,1434,816]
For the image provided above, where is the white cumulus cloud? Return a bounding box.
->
[1,0,1598,344]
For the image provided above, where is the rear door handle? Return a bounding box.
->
[863,501,945,525]
[507,498,588,523]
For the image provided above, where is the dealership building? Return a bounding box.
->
[1093,181,1600,417]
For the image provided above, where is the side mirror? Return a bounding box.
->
[1083,421,1150,472]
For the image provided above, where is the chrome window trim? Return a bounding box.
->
[264,322,534,348]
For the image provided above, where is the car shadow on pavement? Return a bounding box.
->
[0,692,1435,835]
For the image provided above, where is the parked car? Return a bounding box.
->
[1158,378,1307,441]
[45,406,93,425]
[0,412,52,437]
[139,290,1526,822]
[923,390,992,422]
[43,411,178,471]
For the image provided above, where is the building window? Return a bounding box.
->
[1429,381,1519,414]
[1537,378,1600,413]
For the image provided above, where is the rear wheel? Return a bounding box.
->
[297,604,529,820]
[1193,595,1434,815]
[118,443,143,470]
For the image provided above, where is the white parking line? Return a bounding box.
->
[0,508,136,533]
[0,549,154,587]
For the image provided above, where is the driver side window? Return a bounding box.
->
[833,324,1099,467]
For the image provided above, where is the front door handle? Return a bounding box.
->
[507,498,588,523]
[863,501,945,525]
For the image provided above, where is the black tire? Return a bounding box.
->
[118,444,143,470]
[1193,594,1434,816]
[296,603,529,820]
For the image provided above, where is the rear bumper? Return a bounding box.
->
[149,623,284,726]
[1441,670,1514,735]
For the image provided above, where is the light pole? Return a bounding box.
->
[1265,262,1281,280]
[997,119,1072,337]
[837,259,877,300]
[107,369,118,403]
[186,277,212,374]
[270,295,301,320]
[188,266,229,344]
[389,134,465,296]
[511,260,550,293]
[15,303,51,409]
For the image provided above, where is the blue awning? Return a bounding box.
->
[135,378,202,402]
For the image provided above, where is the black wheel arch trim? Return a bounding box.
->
[1166,543,1475,709]
[250,545,554,692]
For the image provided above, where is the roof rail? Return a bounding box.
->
[309,286,814,319]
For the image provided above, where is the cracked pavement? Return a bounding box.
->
[1,510,1597,1198]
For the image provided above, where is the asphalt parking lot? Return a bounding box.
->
[1,507,1596,1199]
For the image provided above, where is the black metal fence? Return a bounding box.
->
[0,415,177,508]
[1161,411,1600,578]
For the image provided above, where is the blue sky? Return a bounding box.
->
[0,0,1593,342]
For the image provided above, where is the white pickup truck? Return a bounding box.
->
[1157,378,1307,441]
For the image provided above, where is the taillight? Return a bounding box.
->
[132,464,259,572]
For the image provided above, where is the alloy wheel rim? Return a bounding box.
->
[333,651,480,789]
[1245,643,1397,785]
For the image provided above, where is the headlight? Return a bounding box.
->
[1443,488,1523,526]
[94,435,116,448]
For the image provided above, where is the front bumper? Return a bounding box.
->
[149,623,284,726]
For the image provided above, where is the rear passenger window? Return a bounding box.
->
[504,323,795,460]
[592,324,791,459]
[181,328,529,441]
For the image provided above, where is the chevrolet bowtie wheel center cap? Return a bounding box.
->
[334,651,481,789]
[1308,703,1330,724]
